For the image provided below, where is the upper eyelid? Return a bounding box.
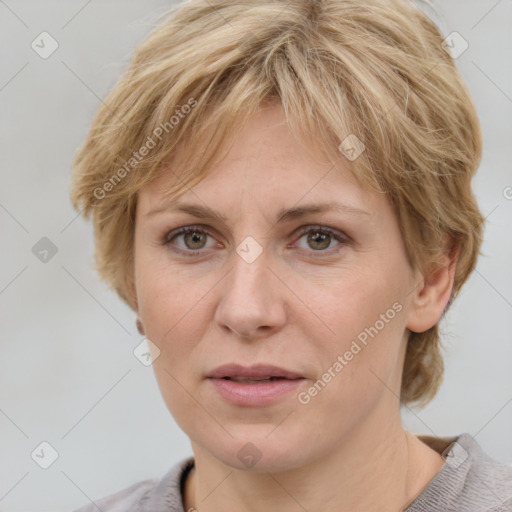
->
[166,223,343,236]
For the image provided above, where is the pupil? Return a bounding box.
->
[186,231,205,249]
[309,231,329,250]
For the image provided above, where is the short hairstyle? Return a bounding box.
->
[70,0,484,407]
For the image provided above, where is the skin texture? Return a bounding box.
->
[134,104,454,511]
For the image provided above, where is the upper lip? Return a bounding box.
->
[207,363,304,380]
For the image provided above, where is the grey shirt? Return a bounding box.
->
[72,433,512,511]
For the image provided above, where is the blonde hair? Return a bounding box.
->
[70,0,484,406]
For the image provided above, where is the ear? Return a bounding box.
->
[406,247,458,333]
[136,316,145,335]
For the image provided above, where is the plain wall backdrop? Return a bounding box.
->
[1,1,511,510]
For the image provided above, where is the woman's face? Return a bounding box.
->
[134,105,421,472]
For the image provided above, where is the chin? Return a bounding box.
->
[202,433,314,474]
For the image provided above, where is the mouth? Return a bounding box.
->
[207,365,306,406]
[207,363,306,407]
[218,376,300,384]
[207,363,305,382]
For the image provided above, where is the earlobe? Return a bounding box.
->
[136,317,145,335]
[406,249,458,334]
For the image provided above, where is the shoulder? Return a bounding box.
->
[71,457,195,512]
[409,433,512,511]
[71,478,158,512]
[489,497,512,512]
[457,432,512,506]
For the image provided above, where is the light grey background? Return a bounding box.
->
[0,1,511,511]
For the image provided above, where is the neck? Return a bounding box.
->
[184,412,444,512]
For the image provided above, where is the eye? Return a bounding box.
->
[292,225,350,257]
[163,224,350,258]
[163,225,219,256]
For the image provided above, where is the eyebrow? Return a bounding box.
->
[146,201,370,223]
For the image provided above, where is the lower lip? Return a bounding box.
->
[208,378,305,406]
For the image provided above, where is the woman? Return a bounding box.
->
[70,0,512,510]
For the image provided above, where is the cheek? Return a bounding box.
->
[135,261,211,429]
[294,281,406,432]
[297,262,408,388]
[302,261,405,339]
[134,250,218,376]
[135,243,198,332]
[137,272,206,348]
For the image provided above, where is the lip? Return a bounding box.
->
[206,363,306,407]
[207,363,304,380]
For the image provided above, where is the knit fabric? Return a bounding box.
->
[72,433,512,512]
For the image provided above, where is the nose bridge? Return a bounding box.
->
[215,240,285,338]
[226,243,270,307]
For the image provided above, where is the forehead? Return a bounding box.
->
[137,105,384,217]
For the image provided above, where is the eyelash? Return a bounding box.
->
[162,224,350,259]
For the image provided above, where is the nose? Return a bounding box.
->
[214,249,287,340]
